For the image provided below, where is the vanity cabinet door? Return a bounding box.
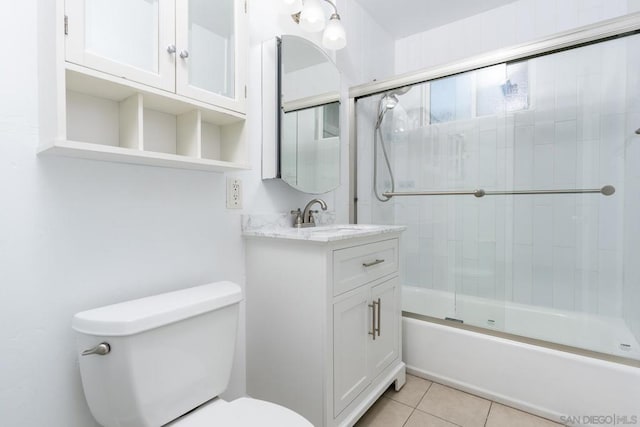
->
[65,0,176,91]
[368,277,399,380]
[175,0,247,113]
[333,286,372,417]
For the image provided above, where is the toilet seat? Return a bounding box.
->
[168,397,313,427]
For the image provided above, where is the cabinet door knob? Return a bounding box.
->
[167,44,176,54]
[180,50,190,59]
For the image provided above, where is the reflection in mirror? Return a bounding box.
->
[279,35,341,194]
[281,102,340,194]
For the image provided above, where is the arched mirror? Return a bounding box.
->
[278,35,341,194]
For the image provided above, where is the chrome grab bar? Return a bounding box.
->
[382,185,615,198]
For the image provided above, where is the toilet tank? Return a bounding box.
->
[72,281,242,427]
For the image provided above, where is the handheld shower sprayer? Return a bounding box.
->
[373,86,411,202]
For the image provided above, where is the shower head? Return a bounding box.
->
[376,85,412,128]
[379,86,411,111]
[389,86,411,96]
[382,94,399,109]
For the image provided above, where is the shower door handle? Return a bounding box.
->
[368,300,377,340]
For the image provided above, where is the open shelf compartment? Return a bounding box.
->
[39,64,249,173]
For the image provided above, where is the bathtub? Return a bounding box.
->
[402,286,640,426]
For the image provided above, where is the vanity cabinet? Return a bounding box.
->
[333,276,399,417]
[245,231,405,427]
[37,0,249,172]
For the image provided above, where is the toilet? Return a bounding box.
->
[72,281,312,427]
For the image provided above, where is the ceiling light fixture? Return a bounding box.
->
[285,0,347,50]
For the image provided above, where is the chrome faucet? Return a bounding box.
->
[291,199,328,228]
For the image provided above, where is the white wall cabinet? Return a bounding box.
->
[65,0,247,113]
[245,233,405,427]
[38,0,249,173]
[65,0,176,93]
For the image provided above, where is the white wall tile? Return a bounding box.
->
[599,114,625,184]
[553,120,577,186]
[419,238,435,288]
[533,144,554,187]
[478,242,497,298]
[462,258,480,296]
[575,202,599,271]
[478,199,496,242]
[433,255,449,291]
[479,129,497,187]
[553,246,576,310]
[598,249,623,315]
[532,265,554,307]
[514,197,533,245]
[533,204,553,252]
[534,120,555,145]
[552,197,577,247]
[574,269,599,314]
[598,196,622,251]
[513,244,533,304]
[556,0,580,32]
[514,125,534,187]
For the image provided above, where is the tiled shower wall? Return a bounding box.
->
[394,0,640,75]
[357,32,639,326]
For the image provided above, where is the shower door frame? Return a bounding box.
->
[348,12,640,222]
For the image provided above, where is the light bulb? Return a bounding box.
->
[282,0,303,14]
[322,14,346,50]
[300,0,326,32]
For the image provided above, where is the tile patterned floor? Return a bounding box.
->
[355,375,563,427]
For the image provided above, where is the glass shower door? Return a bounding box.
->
[355,29,640,362]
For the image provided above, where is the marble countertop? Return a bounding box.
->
[241,214,405,242]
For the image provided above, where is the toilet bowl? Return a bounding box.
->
[72,281,312,427]
[168,397,311,426]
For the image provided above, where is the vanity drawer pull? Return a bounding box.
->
[333,239,398,296]
[363,259,385,268]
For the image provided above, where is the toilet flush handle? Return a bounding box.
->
[81,342,111,356]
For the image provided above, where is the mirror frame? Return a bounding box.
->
[260,35,341,194]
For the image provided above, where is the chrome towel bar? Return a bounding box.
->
[382,185,615,198]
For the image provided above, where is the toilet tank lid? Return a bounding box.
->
[72,281,242,336]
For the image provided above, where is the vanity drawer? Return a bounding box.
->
[333,239,398,296]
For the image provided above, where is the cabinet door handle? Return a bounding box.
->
[363,259,384,268]
[167,44,176,54]
[180,50,189,59]
[368,301,376,341]
[376,298,381,336]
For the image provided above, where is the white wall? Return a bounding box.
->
[0,0,353,426]
[395,0,638,74]
[337,0,396,86]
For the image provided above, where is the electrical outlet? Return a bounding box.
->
[226,178,242,209]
